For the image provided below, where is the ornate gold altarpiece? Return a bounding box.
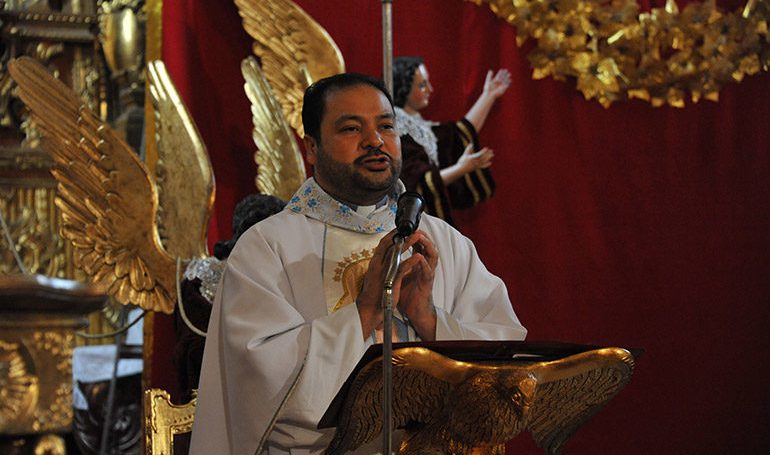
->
[0,1,152,453]
[0,274,107,454]
[0,0,129,335]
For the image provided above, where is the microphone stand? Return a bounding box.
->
[382,234,402,455]
[382,1,395,453]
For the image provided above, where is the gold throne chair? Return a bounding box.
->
[144,388,197,455]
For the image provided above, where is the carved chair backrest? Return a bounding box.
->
[144,388,197,455]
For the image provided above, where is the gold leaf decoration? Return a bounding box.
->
[234,0,346,136]
[468,0,769,107]
[241,57,307,201]
[147,60,215,260]
[9,57,177,314]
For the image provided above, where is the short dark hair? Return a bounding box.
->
[213,194,286,260]
[392,56,424,108]
[302,73,394,141]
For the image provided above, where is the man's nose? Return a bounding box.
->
[362,129,384,149]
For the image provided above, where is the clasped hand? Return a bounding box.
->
[357,229,438,341]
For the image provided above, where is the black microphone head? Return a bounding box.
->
[395,192,425,238]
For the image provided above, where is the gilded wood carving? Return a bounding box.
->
[147,60,215,260]
[242,56,306,201]
[327,347,635,455]
[7,57,200,314]
[234,0,346,137]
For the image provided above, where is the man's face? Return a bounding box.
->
[406,64,433,112]
[304,84,402,206]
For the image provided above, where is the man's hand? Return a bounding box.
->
[395,230,438,340]
[356,231,401,339]
[356,230,438,341]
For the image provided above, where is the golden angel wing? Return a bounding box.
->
[8,56,177,314]
[241,57,306,201]
[147,60,215,260]
[326,348,465,455]
[234,0,345,137]
[525,348,636,454]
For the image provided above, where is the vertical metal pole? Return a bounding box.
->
[382,235,402,455]
[382,0,394,94]
[382,3,395,453]
[100,305,129,454]
[382,288,394,455]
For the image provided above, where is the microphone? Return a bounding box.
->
[395,192,425,238]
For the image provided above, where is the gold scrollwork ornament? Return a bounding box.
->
[0,339,40,430]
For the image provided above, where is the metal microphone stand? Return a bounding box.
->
[382,1,395,452]
[382,233,402,455]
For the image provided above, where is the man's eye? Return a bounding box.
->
[340,126,359,132]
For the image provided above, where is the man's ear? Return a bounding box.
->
[303,135,318,166]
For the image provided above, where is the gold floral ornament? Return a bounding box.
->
[468,0,769,107]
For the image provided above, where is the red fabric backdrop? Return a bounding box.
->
[158,1,770,453]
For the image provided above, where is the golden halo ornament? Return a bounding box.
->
[468,0,769,107]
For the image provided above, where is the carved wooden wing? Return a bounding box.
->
[526,347,636,454]
[241,57,306,201]
[326,348,463,455]
[8,57,177,314]
[234,0,345,137]
[147,60,215,260]
[326,346,635,455]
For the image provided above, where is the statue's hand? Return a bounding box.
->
[484,68,512,99]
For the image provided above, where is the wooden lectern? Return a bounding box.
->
[319,341,639,455]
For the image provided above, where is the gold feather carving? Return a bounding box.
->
[326,347,635,455]
[8,57,176,314]
[234,0,345,137]
[525,347,635,454]
[147,60,215,260]
[242,57,306,201]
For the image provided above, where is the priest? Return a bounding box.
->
[190,73,526,455]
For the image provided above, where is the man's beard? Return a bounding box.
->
[314,147,402,205]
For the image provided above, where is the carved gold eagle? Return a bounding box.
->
[326,347,635,455]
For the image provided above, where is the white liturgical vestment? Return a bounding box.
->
[190,178,526,455]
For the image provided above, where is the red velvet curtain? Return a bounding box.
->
[159,1,770,453]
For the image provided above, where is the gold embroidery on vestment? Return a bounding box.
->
[332,249,374,312]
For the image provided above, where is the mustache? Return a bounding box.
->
[354,148,392,164]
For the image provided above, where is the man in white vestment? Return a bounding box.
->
[190,73,527,455]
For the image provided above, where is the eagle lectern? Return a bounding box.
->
[320,341,637,455]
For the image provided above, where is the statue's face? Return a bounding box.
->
[405,64,433,112]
